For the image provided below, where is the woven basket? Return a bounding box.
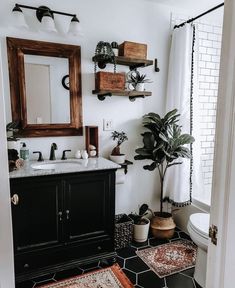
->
[115,214,133,249]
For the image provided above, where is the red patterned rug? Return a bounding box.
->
[38,264,133,288]
[136,239,197,278]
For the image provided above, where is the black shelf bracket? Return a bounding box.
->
[129,95,145,102]
[97,93,112,101]
[120,160,133,174]
[129,63,147,70]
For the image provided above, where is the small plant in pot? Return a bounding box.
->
[6,121,20,152]
[110,131,128,164]
[134,109,195,239]
[129,204,152,243]
[126,70,151,92]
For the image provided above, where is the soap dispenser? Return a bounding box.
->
[20,142,29,160]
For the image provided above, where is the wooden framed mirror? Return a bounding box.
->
[7,37,83,137]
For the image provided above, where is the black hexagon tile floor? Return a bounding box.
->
[16,228,202,288]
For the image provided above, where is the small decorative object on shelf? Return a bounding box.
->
[85,126,99,157]
[93,41,116,72]
[95,71,125,91]
[111,41,119,56]
[110,131,128,164]
[118,41,147,59]
[126,70,151,92]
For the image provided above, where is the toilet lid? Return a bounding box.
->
[189,213,210,238]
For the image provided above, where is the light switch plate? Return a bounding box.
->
[103,119,113,131]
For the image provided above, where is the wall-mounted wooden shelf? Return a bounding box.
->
[92,55,153,70]
[92,89,152,101]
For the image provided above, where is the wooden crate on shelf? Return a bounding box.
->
[118,41,147,59]
[85,126,99,157]
[95,72,125,91]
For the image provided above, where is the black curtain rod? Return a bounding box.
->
[174,2,224,29]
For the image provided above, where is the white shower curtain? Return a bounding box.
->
[163,23,195,206]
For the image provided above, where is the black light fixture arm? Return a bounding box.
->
[14,3,78,21]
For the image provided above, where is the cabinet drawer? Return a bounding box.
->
[64,239,114,261]
[15,239,113,274]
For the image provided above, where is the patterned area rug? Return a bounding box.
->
[136,239,197,278]
[38,264,133,288]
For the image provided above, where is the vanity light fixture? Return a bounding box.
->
[12,4,82,35]
[12,4,28,28]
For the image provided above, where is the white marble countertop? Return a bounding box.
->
[9,157,120,179]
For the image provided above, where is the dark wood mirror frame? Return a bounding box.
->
[7,37,83,137]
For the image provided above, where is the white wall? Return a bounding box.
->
[0,0,176,215]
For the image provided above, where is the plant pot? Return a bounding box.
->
[7,140,21,154]
[133,217,150,243]
[135,83,145,92]
[150,212,176,239]
[110,154,126,164]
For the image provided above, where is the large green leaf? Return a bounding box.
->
[143,162,158,171]
[142,132,155,148]
[135,148,152,156]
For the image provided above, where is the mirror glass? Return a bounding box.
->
[24,55,70,124]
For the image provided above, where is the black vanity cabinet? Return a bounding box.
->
[10,170,116,282]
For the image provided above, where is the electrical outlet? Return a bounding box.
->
[103,119,113,131]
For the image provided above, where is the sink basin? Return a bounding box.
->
[31,161,82,170]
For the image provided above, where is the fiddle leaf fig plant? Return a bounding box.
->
[134,109,195,214]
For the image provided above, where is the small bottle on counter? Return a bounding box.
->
[75,150,81,159]
[81,150,88,159]
[20,142,29,160]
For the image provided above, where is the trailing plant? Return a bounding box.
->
[111,131,128,155]
[134,109,195,214]
[93,41,116,73]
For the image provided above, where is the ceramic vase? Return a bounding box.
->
[135,83,145,92]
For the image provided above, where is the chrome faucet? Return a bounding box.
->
[49,143,57,160]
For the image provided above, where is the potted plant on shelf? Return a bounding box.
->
[6,121,20,152]
[126,70,151,92]
[134,109,195,239]
[128,204,153,243]
[110,131,128,164]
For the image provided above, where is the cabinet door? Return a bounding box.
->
[63,171,115,244]
[10,176,63,254]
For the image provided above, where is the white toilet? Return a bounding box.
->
[187,213,210,288]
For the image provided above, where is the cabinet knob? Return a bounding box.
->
[24,263,29,269]
[66,210,70,220]
[58,211,63,221]
[11,194,19,205]
[97,246,102,251]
